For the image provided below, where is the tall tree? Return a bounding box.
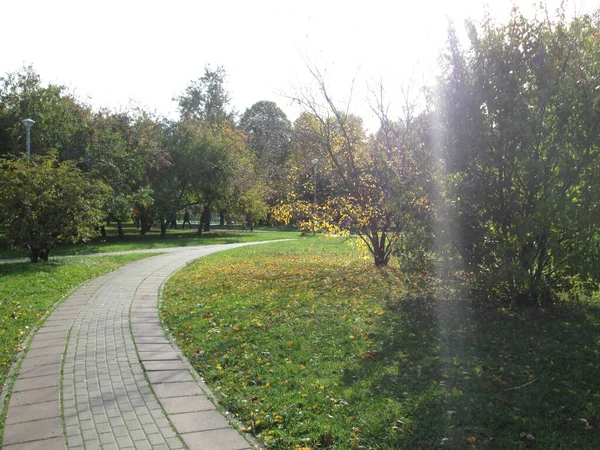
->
[176,65,234,124]
[174,65,264,231]
[240,101,292,207]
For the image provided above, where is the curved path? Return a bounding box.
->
[2,243,272,450]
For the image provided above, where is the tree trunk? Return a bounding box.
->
[160,220,167,237]
[141,216,151,235]
[201,206,211,232]
[117,221,124,239]
[138,206,151,235]
[373,249,388,267]
[100,226,107,237]
[220,210,225,226]
[30,247,40,263]
[30,247,50,263]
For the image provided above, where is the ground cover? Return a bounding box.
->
[0,254,155,389]
[161,238,600,449]
[0,224,295,260]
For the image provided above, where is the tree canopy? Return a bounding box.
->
[436,8,600,303]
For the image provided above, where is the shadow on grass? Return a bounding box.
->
[341,295,600,449]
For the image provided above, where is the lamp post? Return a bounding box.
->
[311,158,319,236]
[22,118,35,160]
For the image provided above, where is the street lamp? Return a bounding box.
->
[311,158,319,236]
[22,118,35,160]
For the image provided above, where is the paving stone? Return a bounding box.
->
[25,345,64,358]
[138,351,180,361]
[181,428,252,450]
[108,416,125,428]
[134,440,153,450]
[66,425,79,436]
[12,374,59,392]
[146,370,194,384]
[100,432,116,445]
[125,419,142,431]
[28,337,65,350]
[93,414,108,424]
[3,417,63,445]
[18,353,62,368]
[132,329,165,337]
[141,422,160,435]
[116,436,135,448]
[159,395,215,414]
[169,410,230,433]
[82,428,97,441]
[148,433,167,445]
[25,331,67,342]
[136,343,173,352]
[36,323,71,333]
[84,440,102,450]
[96,421,112,434]
[16,362,61,379]
[166,437,187,449]
[138,414,154,426]
[2,436,66,450]
[142,360,187,371]
[68,434,84,447]
[152,381,205,398]
[5,399,60,424]
[130,429,147,441]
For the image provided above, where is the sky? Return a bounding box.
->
[2,0,598,132]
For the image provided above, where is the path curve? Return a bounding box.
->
[2,242,275,449]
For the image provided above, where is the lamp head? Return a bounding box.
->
[22,118,35,130]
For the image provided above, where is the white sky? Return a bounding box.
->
[1,0,598,132]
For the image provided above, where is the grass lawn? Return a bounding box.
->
[161,237,600,449]
[0,223,296,259]
[0,254,155,390]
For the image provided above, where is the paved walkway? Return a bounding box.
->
[1,243,272,450]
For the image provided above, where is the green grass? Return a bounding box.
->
[0,223,296,259]
[0,253,155,389]
[161,238,600,449]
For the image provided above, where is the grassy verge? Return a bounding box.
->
[161,238,600,449]
[0,224,296,259]
[0,253,155,388]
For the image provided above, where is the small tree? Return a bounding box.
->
[278,68,431,267]
[0,153,110,262]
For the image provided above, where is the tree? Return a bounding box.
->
[436,8,600,303]
[0,153,110,262]
[185,121,265,233]
[174,66,266,231]
[277,68,431,267]
[85,108,163,237]
[0,66,92,161]
[176,65,234,124]
[240,101,292,207]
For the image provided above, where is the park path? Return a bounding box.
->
[1,242,275,450]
